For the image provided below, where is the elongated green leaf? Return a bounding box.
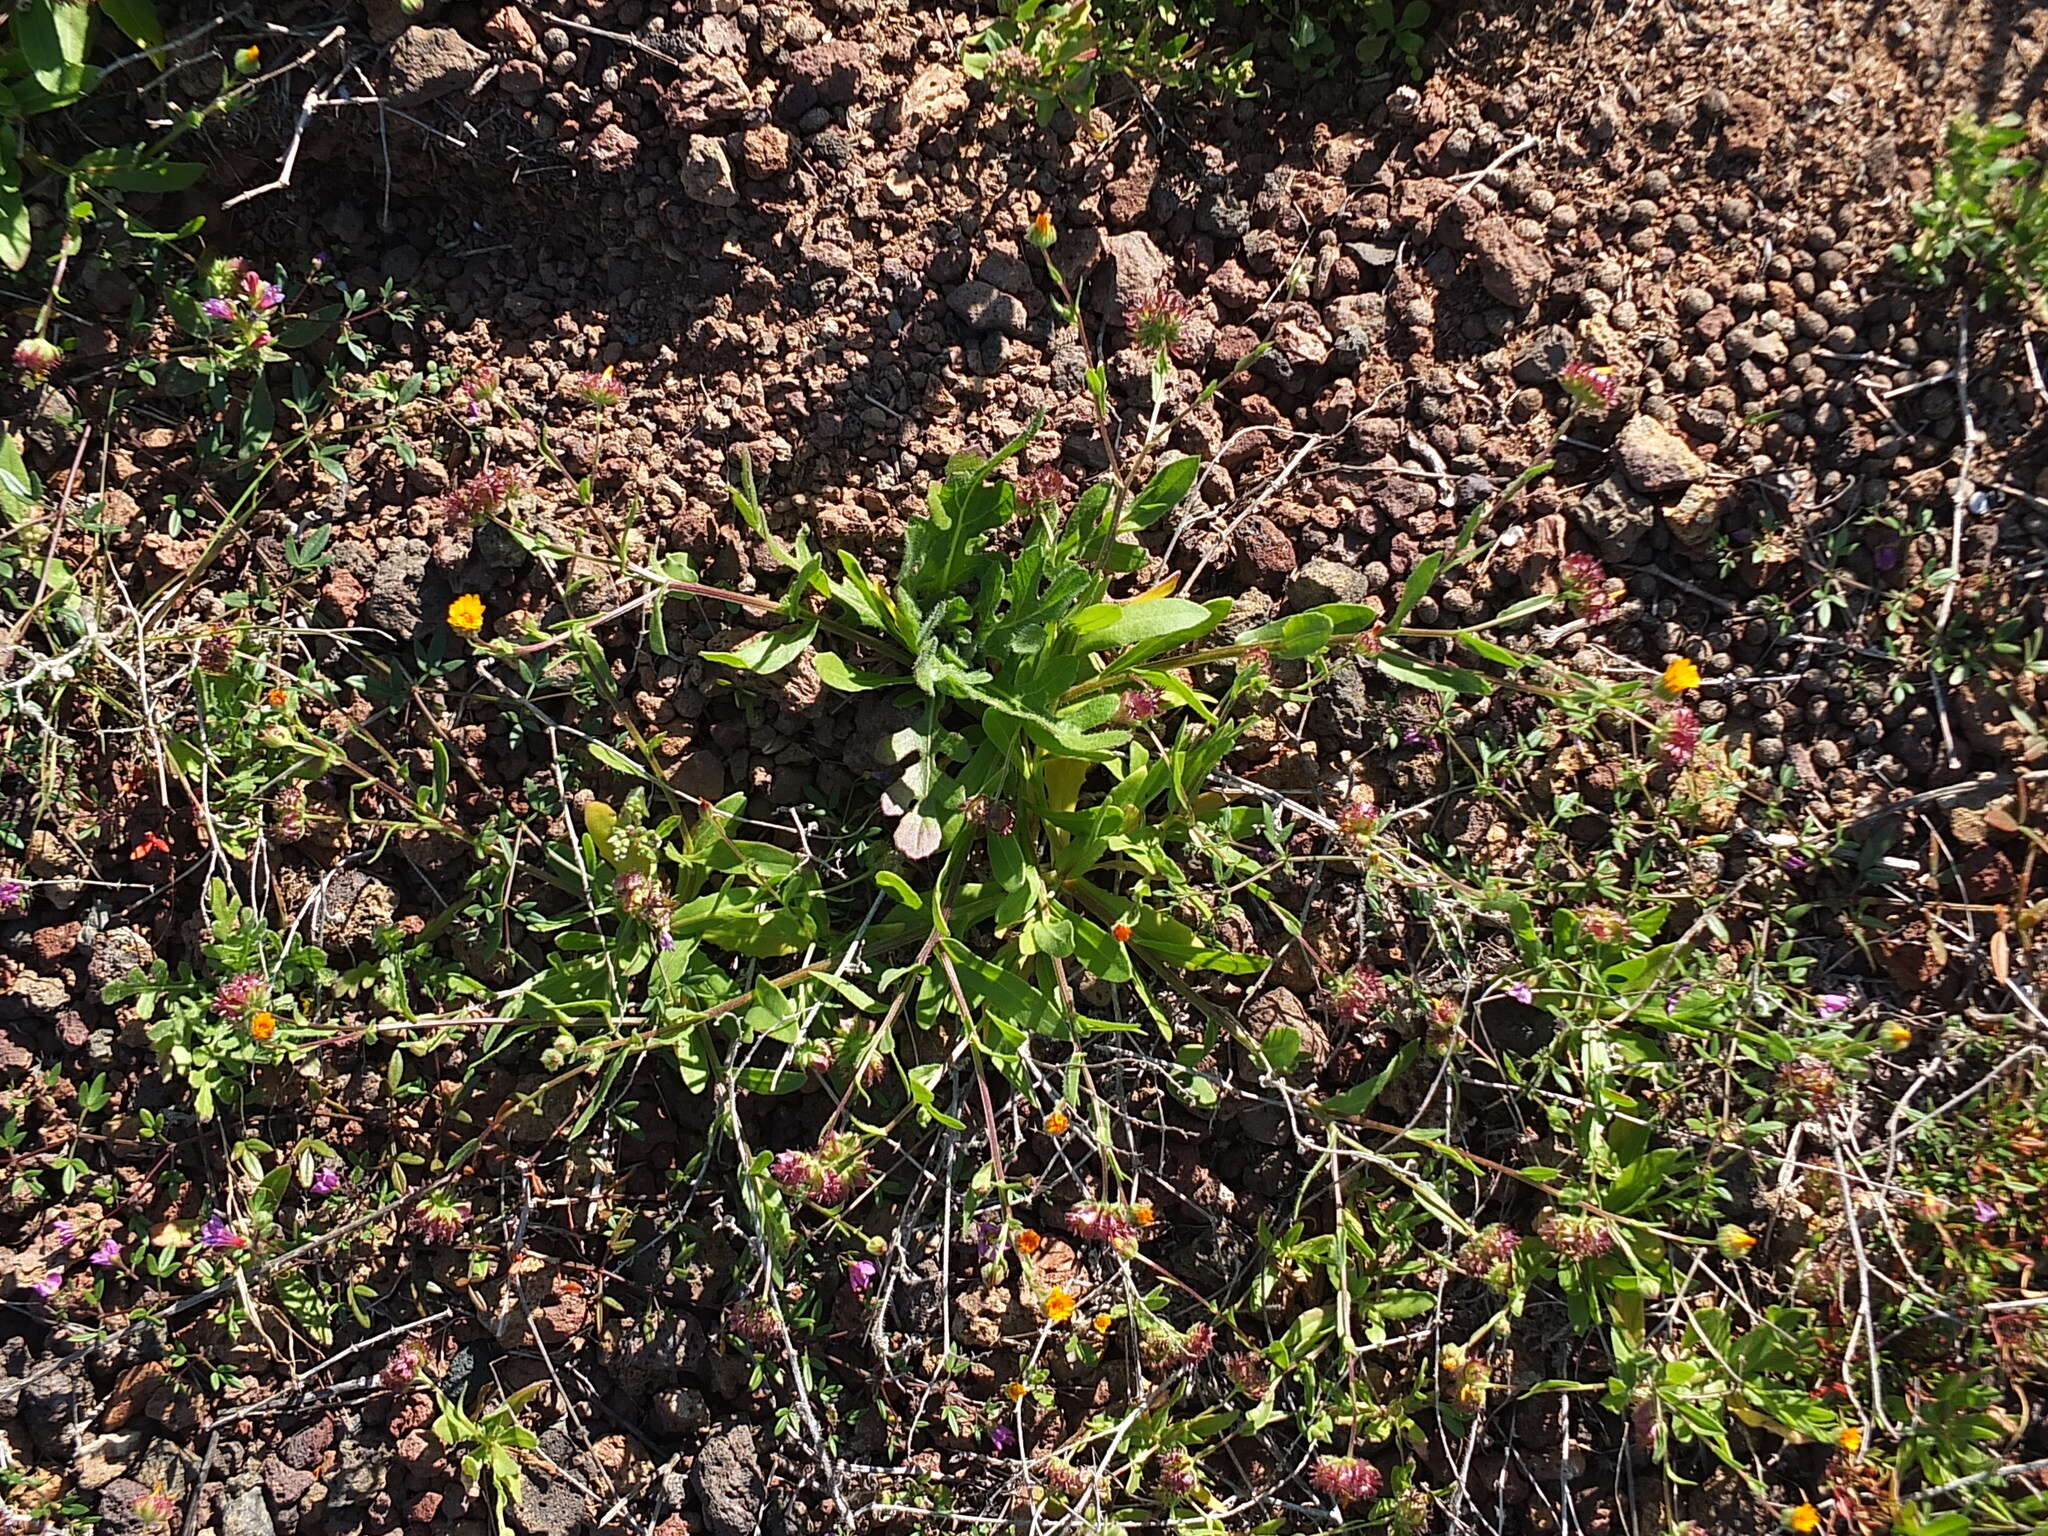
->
[1455,631,1526,668]
[1067,595,1217,652]
[1126,455,1201,529]
[702,620,818,676]
[0,132,28,272]
[1389,552,1441,630]
[811,651,905,692]
[71,148,204,192]
[1376,651,1491,697]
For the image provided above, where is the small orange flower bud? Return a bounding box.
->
[1111,922,1133,942]
[1043,1110,1069,1135]
[1015,1228,1042,1255]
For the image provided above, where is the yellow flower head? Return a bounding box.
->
[447,593,486,634]
[1028,211,1056,250]
[1005,1380,1029,1402]
[1716,1224,1757,1258]
[1092,1313,1114,1335]
[248,1011,278,1042]
[1787,1504,1821,1534]
[1043,1286,1077,1323]
[1661,657,1703,695]
[1880,1022,1913,1052]
[1836,1425,1862,1454]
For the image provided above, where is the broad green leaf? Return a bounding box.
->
[102,0,166,49]
[20,0,92,94]
[0,131,27,272]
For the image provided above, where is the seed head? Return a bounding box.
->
[1659,704,1701,769]
[409,1192,470,1245]
[1559,359,1619,414]
[1126,283,1193,356]
[212,972,267,1017]
[1452,1224,1521,1289]
[12,338,60,381]
[1310,1456,1383,1504]
[441,467,526,523]
[1150,1448,1200,1500]
[1328,965,1389,1024]
[1558,551,1617,623]
[724,1297,785,1347]
[1534,1208,1614,1261]
[1065,1200,1141,1252]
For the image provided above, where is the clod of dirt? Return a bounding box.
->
[1613,414,1707,495]
[1576,471,1657,562]
[692,1424,770,1536]
[1467,217,1553,309]
[387,27,487,106]
[683,135,740,208]
[947,280,1030,337]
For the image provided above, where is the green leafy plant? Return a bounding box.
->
[104,879,333,1119]
[962,0,1251,123]
[1897,113,2048,320]
[432,1385,542,1536]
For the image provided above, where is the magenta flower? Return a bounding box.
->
[1507,980,1533,1004]
[309,1166,343,1195]
[1817,993,1850,1017]
[1974,1198,1999,1224]
[89,1237,121,1267]
[29,1270,62,1298]
[0,879,25,911]
[211,972,266,1017]
[847,1258,878,1294]
[50,1217,77,1246]
[990,1423,1015,1453]
[201,297,237,321]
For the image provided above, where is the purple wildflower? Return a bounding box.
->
[0,879,23,911]
[1817,993,1851,1017]
[29,1270,62,1298]
[201,297,237,321]
[310,1166,343,1196]
[50,1217,76,1246]
[1974,1198,1999,1224]
[847,1258,878,1294]
[89,1237,121,1267]
[990,1423,1016,1453]
[379,1341,424,1390]
[1508,980,1533,1005]
[200,1214,246,1250]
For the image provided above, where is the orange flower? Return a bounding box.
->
[1043,1110,1069,1136]
[1131,1200,1156,1226]
[1005,1381,1029,1401]
[1027,211,1055,250]
[1092,1313,1113,1334]
[1043,1286,1077,1323]
[248,1011,277,1042]
[266,686,288,708]
[1787,1505,1821,1535]
[1836,1425,1862,1454]
[447,593,486,634]
[1660,657,1702,695]
[1015,1228,1042,1256]
[1111,922,1133,942]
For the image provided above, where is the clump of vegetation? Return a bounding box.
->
[963,0,1433,122]
[1897,113,2048,319]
